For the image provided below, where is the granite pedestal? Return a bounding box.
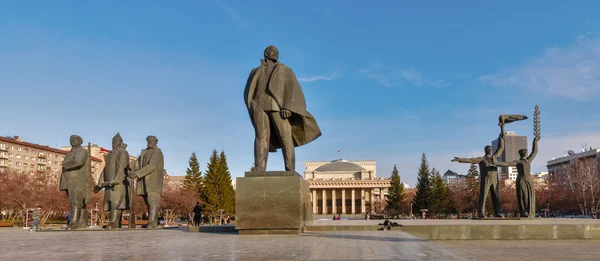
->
[235,171,312,235]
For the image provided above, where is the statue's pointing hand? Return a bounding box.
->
[451,157,459,162]
[280,109,291,119]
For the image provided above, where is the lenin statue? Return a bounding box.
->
[94,133,130,229]
[59,135,92,230]
[243,45,321,172]
[128,135,164,228]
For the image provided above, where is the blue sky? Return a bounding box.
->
[2,1,600,187]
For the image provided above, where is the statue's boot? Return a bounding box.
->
[115,210,123,228]
[147,204,160,228]
[79,207,87,228]
[68,207,80,230]
[106,211,116,230]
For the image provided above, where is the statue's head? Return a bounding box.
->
[519,148,528,158]
[112,132,123,150]
[263,45,279,62]
[70,135,83,147]
[484,145,492,155]
[146,135,158,148]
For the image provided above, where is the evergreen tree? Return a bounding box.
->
[202,150,236,220]
[465,163,480,213]
[182,152,202,197]
[202,150,221,217]
[384,164,405,217]
[429,168,449,217]
[412,153,432,216]
[217,150,236,215]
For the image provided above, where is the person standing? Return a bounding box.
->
[30,206,41,232]
[193,202,202,227]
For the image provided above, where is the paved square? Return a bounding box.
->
[1,227,599,260]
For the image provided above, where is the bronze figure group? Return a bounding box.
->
[60,134,164,230]
[452,106,541,218]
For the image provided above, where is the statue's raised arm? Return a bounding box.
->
[492,123,505,159]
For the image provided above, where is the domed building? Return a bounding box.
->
[304,159,390,215]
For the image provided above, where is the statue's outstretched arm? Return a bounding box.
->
[496,161,516,167]
[451,157,482,164]
[493,128,505,159]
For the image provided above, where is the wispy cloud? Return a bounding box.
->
[479,33,600,100]
[359,63,449,88]
[298,71,340,82]
[210,0,248,30]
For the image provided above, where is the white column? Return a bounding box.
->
[322,189,327,215]
[341,189,346,214]
[361,188,365,214]
[313,189,319,214]
[332,189,337,214]
[351,189,356,214]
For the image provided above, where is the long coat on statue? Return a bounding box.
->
[98,147,130,210]
[244,61,322,152]
[59,146,91,205]
[133,147,164,197]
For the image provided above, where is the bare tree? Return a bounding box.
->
[563,158,600,218]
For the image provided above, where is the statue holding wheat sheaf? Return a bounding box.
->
[495,105,541,218]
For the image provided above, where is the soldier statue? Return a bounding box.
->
[243,45,321,172]
[94,133,130,229]
[128,136,164,228]
[59,135,92,229]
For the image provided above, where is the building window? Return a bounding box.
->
[31,150,36,154]
[24,163,28,167]
[8,153,13,157]
[16,162,21,166]
[15,154,21,159]
[16,146,20,151]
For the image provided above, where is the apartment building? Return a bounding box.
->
[0,136,103,179]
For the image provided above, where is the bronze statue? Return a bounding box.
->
[59,135,92,229]
[128,136,164,228]
[94,133,130,229]
[452,124,506,217]
[243,45,322,172]
[496,106,540,218]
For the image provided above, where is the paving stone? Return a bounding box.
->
[1,227,598,260]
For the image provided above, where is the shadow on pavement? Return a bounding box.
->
[302,232,426,242]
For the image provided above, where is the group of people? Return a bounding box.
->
[332,215,342,220]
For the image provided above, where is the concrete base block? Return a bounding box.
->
[235,171,312,235]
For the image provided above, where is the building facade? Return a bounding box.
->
[442,170,466,186]
[492,131,528,180]
[304,159,390,215]
[546,148,600,183]
[0,136,103,179]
